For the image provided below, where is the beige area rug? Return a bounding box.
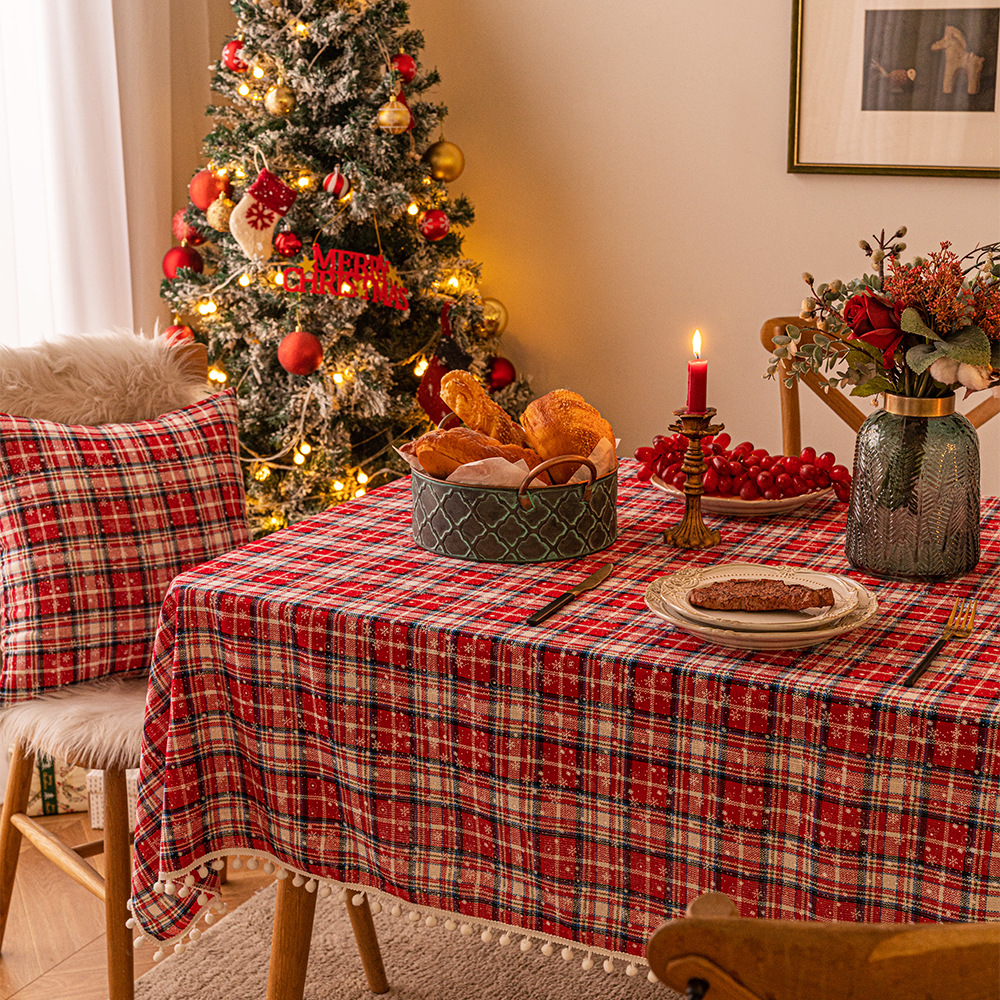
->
[135,882,683,1000]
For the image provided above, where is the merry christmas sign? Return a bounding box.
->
[284,243,410,310]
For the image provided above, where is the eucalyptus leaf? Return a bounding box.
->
[845,348,877,367]
[906,342,940,374]
[851,338,885,361]
[900,307,941,341]
[851,376,894,397]
[936,325,990,365]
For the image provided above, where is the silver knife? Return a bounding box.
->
[526,563,614,626]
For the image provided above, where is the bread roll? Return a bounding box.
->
[519,390,615,483]
[439,370,527,446]
[413,426,543,479]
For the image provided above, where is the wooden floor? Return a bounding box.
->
[0,811,273,1000]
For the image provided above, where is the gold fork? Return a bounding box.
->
[903,597,978,688]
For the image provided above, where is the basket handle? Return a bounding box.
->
[518,455,597,510]
[437,411,462,429]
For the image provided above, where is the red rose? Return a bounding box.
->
[842,293,906,366]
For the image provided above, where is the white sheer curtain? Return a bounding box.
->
[0,2,134,347]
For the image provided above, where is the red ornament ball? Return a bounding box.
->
[488,356,517,392]
[322,168,351,199]
[164,324,195,346]
[222,39,248,72]
[273,232,303,258]
[162,245,204,279]
[419,209,450,242]
[391,52,417,84]
[189,169,231,212]
[278,330,324,376]
[171,209,205,246]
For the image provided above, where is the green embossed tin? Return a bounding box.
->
[411,456,618,563]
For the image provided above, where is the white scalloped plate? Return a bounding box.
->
[650,475,833,517]
[645,577,879,650]
[654,563,861,633]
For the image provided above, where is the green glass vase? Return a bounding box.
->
[845,394,980,581]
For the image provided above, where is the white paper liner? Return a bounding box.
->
[398,438,619,489]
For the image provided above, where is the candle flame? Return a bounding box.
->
[692,329,702,358]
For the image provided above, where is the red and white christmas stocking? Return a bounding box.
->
[229,168,298,262]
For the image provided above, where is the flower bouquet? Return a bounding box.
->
[767,227,1000,398]
[767,228,999,581]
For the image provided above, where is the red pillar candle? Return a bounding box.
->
[686,329,708,412]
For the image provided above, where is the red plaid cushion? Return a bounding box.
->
[0,390,248,705]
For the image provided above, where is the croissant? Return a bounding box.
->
[439,370,527,446]
[519,390,616,484]
[412,426,544,480]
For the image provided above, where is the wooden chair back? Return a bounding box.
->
[647,892,1000,1000]
[177,340,209,382]
[761,316,1000,456]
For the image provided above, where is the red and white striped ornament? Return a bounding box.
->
[322,168,351,199]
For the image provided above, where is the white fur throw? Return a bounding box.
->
[0,329,209,424]
[0,674,148,770]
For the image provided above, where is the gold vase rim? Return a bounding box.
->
[882,394,955,417]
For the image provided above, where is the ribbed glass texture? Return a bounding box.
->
[845,407,980,581]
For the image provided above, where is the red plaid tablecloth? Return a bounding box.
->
[130,461,1000,955]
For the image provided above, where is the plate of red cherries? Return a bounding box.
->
[634,432,852,517]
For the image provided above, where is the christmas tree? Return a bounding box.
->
[161,0,529,535]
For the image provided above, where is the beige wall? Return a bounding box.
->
[180,1,999,492]
[408,0,1000,493]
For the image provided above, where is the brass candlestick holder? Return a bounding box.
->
[662,407,724,549]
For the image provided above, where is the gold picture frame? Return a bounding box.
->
[788,0,1000,177]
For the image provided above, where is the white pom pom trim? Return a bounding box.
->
[144,858,651,981]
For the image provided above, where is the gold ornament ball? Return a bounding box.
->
[206,194,235,232]
[377,97,411,134]
[422,140,465,182]
[265,84,296,116]
[482,297,508,335]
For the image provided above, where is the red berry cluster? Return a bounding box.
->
[634,433,852,502]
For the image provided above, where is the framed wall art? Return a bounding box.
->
[789,0,1000,176]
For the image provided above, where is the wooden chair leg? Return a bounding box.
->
[103,767,134,1000]
[0,742,35,950]
[267,877,319,1000]
[346,896,389,993]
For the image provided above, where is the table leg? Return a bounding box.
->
[346,896,389,993]
[266,878,318,1000]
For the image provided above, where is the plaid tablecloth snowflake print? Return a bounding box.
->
[131,461,1000,952]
